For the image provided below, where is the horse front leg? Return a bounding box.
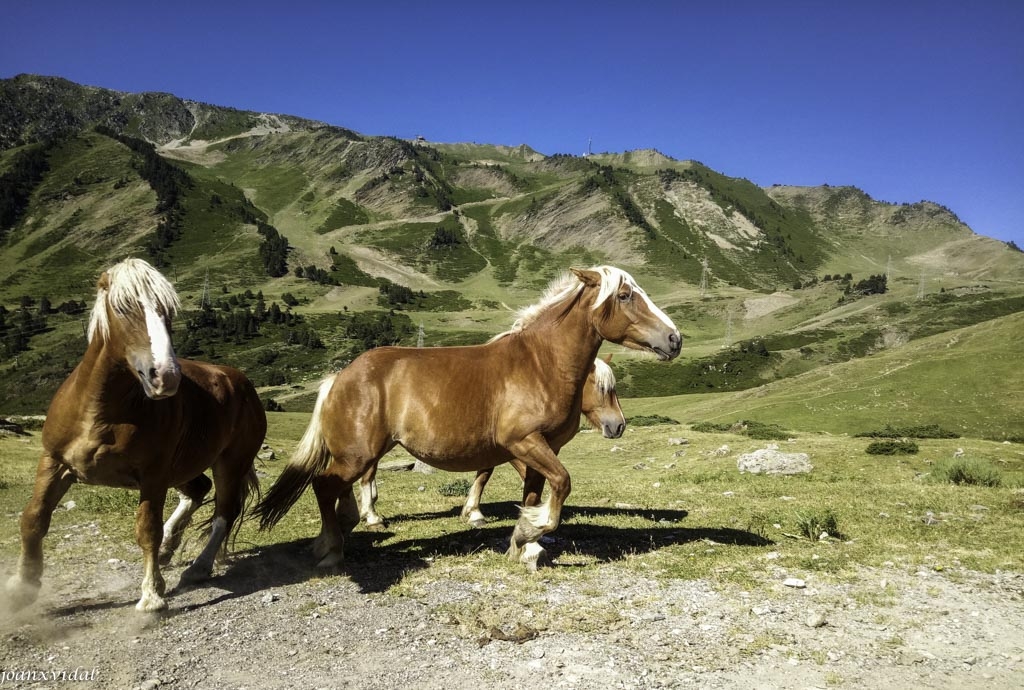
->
[6,454,75,610]
[520,463,545,508]
[505,434,571,572]
[135,485,169,612]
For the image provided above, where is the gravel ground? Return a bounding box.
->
[2,531,1023,690]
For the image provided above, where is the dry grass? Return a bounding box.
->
[2,415,1022,604]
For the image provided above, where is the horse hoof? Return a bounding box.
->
[364,521,388,532]
[315,551,344,569]
[135,592,168,612]
[469,518,486,529]
[5,576,40,611]
[519,542,550,572]
[179,563,212,585]
[311,536,333,560]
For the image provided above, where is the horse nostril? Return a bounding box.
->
[616,422,625,437]
[149,368,158,381]
[669,332,681,348]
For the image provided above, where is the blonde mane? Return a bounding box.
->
[495,265,639,337]
[591,357,616,393]
[87,258,181,342]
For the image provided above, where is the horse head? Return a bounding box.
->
[582,355,625,439]
[88,258,182,399]
[573,267,681,361]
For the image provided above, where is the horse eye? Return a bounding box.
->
[618,292,631,302]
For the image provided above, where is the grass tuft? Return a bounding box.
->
[794,509,844,540]
[929,458,1003,487]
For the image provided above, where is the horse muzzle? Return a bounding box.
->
[139,362,182,399]
[651,331,682,361]
[602,420,626,439]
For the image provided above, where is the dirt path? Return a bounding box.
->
[2,534,1022,689]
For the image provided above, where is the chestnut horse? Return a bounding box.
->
[5,258,266,612]
[459,355,625,528]
[355,355,624,530]
[255,266,679,570]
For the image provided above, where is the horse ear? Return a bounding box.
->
[571,268,602,287]
[97,272,111,291]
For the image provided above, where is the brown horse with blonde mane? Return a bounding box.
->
[254,266,679,570]
[356,355,625,530]
[5,258,266,612]
[459,354,625,529]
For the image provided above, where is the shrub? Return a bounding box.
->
[865,440,919,455]
[929,458,1002,487]
[627,414,679,427]
[855,424,959,439]
[438,478,472,497]
[692,419,791,440]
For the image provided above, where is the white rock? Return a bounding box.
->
[737,449,812,475]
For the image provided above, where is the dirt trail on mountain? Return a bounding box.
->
[2,536,1021,690]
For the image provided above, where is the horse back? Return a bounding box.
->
[322,343,581,470]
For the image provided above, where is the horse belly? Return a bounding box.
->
[401,437,512,473]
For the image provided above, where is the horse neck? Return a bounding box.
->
[73,335,145,412]
[519,294,604,385]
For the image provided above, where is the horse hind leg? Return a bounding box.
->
[159,474,213,565]
[357,464,387,531]
[460,468,494,528]
[311,471,350,567]
[6,454,76,611]
[181,457,257,585]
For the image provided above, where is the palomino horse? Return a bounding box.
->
[356,356,624,530]
[255,266,679,570]
[5,258,266,612]
[460,355,625,529]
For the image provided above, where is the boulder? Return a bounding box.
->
[737,448,812,475]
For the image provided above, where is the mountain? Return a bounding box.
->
[2,74,1022,439]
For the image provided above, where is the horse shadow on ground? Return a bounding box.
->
[181,502,772,599]
[381,500,696,525]
[26,504,771,619]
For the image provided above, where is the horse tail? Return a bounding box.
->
[230,465,262,547]
[254,375,335,530]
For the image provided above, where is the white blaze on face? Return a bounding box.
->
[633,283,677,332]
[129,303,180,398]
[144,305,176,371]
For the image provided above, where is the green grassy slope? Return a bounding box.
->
[2,75,1024,436]
[626,311,1024,439]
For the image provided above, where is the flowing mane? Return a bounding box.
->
[87,258,181,342]
[491,265,638,339]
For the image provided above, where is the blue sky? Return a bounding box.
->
[3,1,1022,246]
